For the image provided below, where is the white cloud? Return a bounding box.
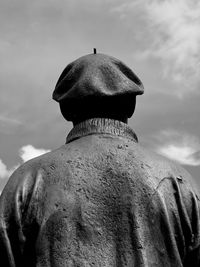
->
[0,159,14,179]
[0,145,50,180]
[19,145,50,162]
[0,160,18,180]
[158,144,200,166]
[113,0,200,95]
[155,130,200,166]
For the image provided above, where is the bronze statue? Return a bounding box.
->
[0,53,200,266]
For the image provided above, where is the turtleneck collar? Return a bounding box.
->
[66,118,138,144]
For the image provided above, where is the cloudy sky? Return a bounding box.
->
[0,0,200,193]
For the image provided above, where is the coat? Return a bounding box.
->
[0,118,200,267]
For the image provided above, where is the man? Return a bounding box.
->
[0,53,200,266]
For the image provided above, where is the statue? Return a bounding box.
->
[0,52,199,266]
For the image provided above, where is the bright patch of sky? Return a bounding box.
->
[156,130,200,166]
[113,0,200,96]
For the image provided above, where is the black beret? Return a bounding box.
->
[53,53,144,121]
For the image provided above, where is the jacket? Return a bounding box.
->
[0,118,200,266]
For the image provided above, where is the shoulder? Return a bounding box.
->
[134,146,200,221]
[0,146,68,198]
[134,144,199,196]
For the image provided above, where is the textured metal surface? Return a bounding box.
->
[0,118,200,266]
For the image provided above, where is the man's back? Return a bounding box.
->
[1,118,199,266]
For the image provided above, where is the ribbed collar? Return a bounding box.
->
[66,118,138,143]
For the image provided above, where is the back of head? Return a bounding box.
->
[53,53,144,124]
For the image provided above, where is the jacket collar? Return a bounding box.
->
[66,118,138,143]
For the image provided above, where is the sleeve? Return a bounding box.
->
[174,171,200,267]
[0,167,32,267]
[183,190,200,267]
[156,172,200,267]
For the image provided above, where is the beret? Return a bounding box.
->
[53,53,144,121]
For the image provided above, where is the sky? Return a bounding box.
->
[0,0,200,193]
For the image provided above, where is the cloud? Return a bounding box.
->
[155,130,200,166]
[19,145,50,162]
[0,159,15,180]
[0,145,50,180]
[113,0,200,95]
[145,0,200,86]
[158,144,200,166]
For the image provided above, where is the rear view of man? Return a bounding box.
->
[0,53,200,266]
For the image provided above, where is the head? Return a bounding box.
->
[59,95,136,125]
[53,53,144,125]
